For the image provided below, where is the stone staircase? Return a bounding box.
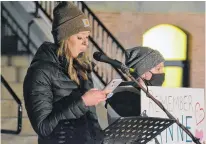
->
[1,55,38,144]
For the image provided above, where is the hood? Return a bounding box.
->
[31,42,59,65]
[30,42,69,72]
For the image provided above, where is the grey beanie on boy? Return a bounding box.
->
[52,2,91,44]
[125,46,165,77]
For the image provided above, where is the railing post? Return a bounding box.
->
[34,1,39,18]
[27,20,34,53]
[17,105,22,134]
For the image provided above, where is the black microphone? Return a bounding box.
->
[93,52,134,73]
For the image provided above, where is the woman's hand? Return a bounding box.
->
[82,88,111,106]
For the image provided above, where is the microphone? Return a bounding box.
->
[93,52,135,73]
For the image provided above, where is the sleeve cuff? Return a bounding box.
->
[78,97,89,113]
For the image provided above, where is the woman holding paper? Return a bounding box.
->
[23,2,109,144]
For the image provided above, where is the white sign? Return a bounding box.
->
[141,86,205,144]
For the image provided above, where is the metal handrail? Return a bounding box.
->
[2,4,38,55]
[89,37,127,81]
[1,3,39,135]
[1,75,22,134]
[79,1,125,53]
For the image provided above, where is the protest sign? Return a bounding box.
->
[141,87,205,144]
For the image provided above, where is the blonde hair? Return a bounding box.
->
[57,39,92,85]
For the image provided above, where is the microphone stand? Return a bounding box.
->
[120,66,201,144]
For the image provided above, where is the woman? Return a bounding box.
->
[23,2,108,144]
[106,46,165,124]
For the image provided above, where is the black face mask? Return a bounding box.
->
[145,72,165,86]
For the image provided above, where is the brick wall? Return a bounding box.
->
[94,12,205,88]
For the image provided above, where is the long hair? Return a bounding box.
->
[57,39,92,85]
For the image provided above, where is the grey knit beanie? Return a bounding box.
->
[125,46,165,77]
[52,2,91,44]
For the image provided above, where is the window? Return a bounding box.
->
[142,24,188,87]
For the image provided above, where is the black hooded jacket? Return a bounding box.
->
[23,42,103,144]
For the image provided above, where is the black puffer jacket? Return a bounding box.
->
[23,42,103,144]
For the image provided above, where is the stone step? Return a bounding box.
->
[10,56,31,67]
[1,66,18,82]
[1,55,31,67]
[1,66,28,83]
[1,82,24,100]
[19,67,28,82]
[1,118,36,136]
[1,99,27,118]
[1,55,9,66]
[1,134,38,144]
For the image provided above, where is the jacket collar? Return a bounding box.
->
[58,53,69,74]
